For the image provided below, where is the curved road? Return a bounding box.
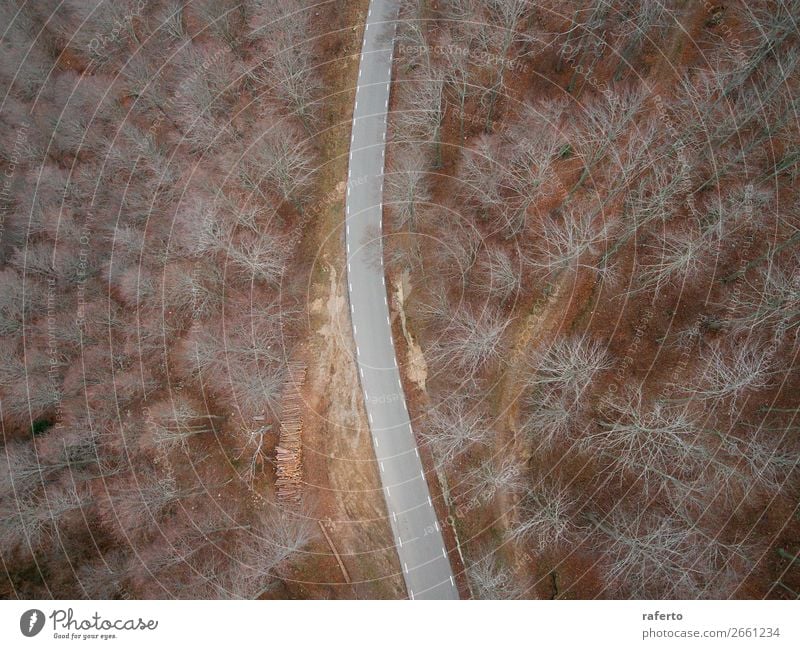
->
[345,0,459,599]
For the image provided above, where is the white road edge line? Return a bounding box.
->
[346,0,457,602]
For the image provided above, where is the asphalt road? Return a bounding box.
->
[344,0,459,600]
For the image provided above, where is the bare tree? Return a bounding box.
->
[396,0,432,71]
[500,132,562,238]
[475,0,538,126]
[152,0,188,43]
[0,270,44,337]
[569,86,646,196]
[193,0,246,51]
[507,481,577,552]
[227,506,317,598]
[250,5,321,130]
[180,198,289,285]
[162,264,225,322]
[420,398,493,467]
[171,47,239,153]
[525,336,611,398]
[267,43,321,132]
[75,550,131,599]
[181,196,228,257]
[460,121,562,238]
[0,3,54,100]
[183,324,227,379]
[554,0,612,89]
[427,306,512,377]
[427,205,484,289]
[148,399,219,453]
[687,341,774,408]
[0,373,62,426]
[234,421,273,484]
[385,146,432,231]
[589,508,746,598]
[468,549,526,599]
[237,119,315,210]
[588,384,703,491]
[227,361,287,420]
[0,484,87,553]
[227,312,287,365]
[410,277,453,325]
[716,0,800,96]
[64,0,143,68]
[116,122,178,185]
[474,247,522,303]
[438,25,480,140]
[612,0,672,80]
[122,54,172,120]
[109,469,208,536]
[715,431,798,498]
[464,455,526,503]
[519,335,610,450]
[636,228,709,295]
[0,442,46,496]
[459,133,507,215]
[725,257,800,337]
[393,71,446,165]
[699,184,774,241]
[519,389,574,450]
[527,210,612,278]
[224,230,289,285]
[606,153,692,269]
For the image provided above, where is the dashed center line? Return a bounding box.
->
[345,0,457,601]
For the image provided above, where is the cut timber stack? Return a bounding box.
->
[275,361,306,503]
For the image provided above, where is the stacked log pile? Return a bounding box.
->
[275,361,307,503]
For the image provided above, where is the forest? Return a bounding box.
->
[385,0,800,598]
[0,0,330,598]
[1,0,798,601]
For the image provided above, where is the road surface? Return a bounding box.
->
[344,0,459,600]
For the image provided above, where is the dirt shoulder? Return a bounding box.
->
[288,0,405,600]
